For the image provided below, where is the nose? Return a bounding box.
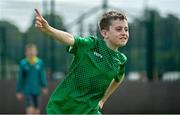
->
[121,29,126,36]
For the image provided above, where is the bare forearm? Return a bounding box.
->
[101,74,125,103]
[46,26,74,46]
[34,9,74,46]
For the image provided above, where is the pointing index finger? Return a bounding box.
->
[35,9,42,17]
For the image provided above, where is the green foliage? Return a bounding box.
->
[0,21,22,63]
[125,9,180,74]
[0,14,70,76]
[0,9,180,79]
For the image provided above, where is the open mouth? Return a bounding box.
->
[119,37,127,40]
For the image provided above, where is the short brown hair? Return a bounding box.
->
[25,43,37,49]
[98,11,127,31]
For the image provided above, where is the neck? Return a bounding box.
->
[104,39,118,51]
[27,56,37,64]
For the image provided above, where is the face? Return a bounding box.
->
[101,19,129,50]
[25,47,37,58]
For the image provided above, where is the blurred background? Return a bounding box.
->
[0,0,180,114]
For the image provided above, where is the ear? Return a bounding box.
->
[100,29,108,39]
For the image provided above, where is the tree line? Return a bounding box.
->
[0,9,179,80]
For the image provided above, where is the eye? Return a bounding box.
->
[116,28,122,31]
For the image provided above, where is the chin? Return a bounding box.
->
[119,43,126,47]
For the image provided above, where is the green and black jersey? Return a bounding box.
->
[46,35,127,114]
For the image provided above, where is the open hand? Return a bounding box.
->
[42,88,48,95]
[16,93,23,101]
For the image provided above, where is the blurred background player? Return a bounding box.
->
[16,43,48,114]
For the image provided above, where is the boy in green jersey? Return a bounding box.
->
[35,9,129,114]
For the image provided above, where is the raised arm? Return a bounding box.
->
[34,9,74,46]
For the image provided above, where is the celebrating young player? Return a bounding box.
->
[35,8,129,114]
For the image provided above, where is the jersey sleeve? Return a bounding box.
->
[114,53,127,82]
[66,35,96,54]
